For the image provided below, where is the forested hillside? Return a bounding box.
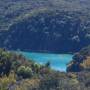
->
[0,0,90,52]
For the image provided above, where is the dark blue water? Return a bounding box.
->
[19,52,73,72]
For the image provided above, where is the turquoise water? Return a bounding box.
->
[19,52,73,72]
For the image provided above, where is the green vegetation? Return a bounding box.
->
[0,0,90,89]
[0,0,90,53]
[17,66,32,78]
[0,48,89,90]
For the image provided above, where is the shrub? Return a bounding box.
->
[32,63,41,73]
[17,66,33,79]
[0,50,12,76]
[0,72,16,90]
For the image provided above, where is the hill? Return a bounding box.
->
[0,0,90,52]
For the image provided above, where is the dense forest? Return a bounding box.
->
[0,0,90,52]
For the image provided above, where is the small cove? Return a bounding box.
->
[19,51,73,72]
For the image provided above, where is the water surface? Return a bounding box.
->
[19,52,73,72]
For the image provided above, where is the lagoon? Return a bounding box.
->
[19,52,73,72]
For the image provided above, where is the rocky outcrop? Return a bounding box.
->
[67,45,90,72]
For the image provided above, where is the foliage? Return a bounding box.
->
[0,0,90,53]
[17,66,33,79]
[0,72,16,90]
[0,48,89,90]
[0,49,12,76]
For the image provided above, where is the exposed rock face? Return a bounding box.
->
[0,0,90,52]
